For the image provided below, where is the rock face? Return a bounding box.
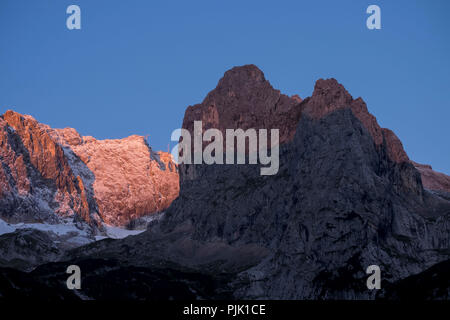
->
[0,229,65,272]
[56,134,179,226]
[0,111,98,225]
[412,161,450,194]
[166,66,449,299]
[182,65,302,146]
[1,65,449,300]
[182,66,408,164]
[160,65,450,298]
[0,111,179,227]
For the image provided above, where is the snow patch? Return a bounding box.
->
[95,225,145,241]
[0,212,163,244]
[0,219,15,236]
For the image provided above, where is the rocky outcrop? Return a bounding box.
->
[166,66,449,299]
[58,134,179,226]
[0,229,69,272]
[0,110,179,227]
[301,79,410,164]
[182,66,409,165]
[302,78,384,146]
[22,65,446,300]
[182,65,302,146]
[1,65,449,300]
[412,161,450,194]
[0,111,99,225]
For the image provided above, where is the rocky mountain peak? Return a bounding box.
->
[301,79,384,148]
[183,65,302,147]
[157,67,450,299]
[50,127,83,146]
[2,66,449,300]
[0,110,179,227]
[216,64,266,89]
[382,128,410,163]
[183,67,410,166]
[56,65,450,300]
[1,110,96,224]
[3,109,32,124]
[62,131,179,226]
[310,78,353,108]
[298,77,414,165]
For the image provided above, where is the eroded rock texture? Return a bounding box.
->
[412,161,450,194]
[182,65,302,146]
[0,111,98,225]
[35,65,449,300]
[56,134,179,226]
[1,65,449,300]
[0,111,179,227]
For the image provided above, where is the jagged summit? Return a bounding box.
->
[184,65,302,145]
[46,65,450,300]
[1,109,96,224]
[0,110,179,227]
[1,65,450,300]
[184,66,408,165]
[216,64,266,88]
[312,78,353,104]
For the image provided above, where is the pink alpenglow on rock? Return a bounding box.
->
[412,161,450,194]
[60,134,179,226]
[0,110,179,227]
[182,65,410,165]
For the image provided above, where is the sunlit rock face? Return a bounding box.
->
[181,65,409,164]
[0,110,179,227]
[56,133,179,226]
[412,161,450,194]
[1,65,449,300]
[159,65,450,299]
[47,65,450,300]
[0,111,98,225]
[182,65,302,147]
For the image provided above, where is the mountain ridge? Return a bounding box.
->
[0,65,449,299]
[0,110,179,227]
[32,64,450,300]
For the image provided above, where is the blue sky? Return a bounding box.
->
[0,0,449,173]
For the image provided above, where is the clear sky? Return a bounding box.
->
[0,0,449,173]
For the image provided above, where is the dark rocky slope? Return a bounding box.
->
[1,65,449,299]
[0,258,232,300]
[380,258,450,300]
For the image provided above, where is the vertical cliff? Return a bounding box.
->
[0,110,179,227]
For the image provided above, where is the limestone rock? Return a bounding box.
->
[0,110,179,227]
